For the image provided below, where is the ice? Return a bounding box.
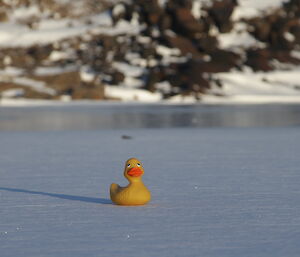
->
[0,126,300,257]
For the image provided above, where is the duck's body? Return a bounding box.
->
[110,158,151,206]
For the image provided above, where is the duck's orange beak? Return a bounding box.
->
[127,167,143,177]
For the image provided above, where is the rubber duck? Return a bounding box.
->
[110,158,151,206]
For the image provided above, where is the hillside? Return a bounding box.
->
[1,0,300,103]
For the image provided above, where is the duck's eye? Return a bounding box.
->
[137,163,141,167]
[127,163,131,168]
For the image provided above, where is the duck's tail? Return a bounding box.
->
[110,183,120,199]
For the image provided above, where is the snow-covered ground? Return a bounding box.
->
[1,112,300,256]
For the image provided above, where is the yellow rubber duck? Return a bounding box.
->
[110,158,151,206]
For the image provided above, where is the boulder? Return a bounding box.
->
[207,0,237,33]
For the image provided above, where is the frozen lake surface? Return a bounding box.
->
[1,104,300,257]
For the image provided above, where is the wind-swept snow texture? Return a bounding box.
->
[1,128,300,257]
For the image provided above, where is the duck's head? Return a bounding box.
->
[124,158,144,182]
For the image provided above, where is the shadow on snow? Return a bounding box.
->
[0,187,112,205]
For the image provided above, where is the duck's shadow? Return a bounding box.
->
[0,187,112,205]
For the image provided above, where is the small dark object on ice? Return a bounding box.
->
[122,135,132,140]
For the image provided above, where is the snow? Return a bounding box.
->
[111,62,145,89]
[104,66,300,104]
[0,116,300,257]
[113,62,144,77]
[105,86,162,102]
[218,23,265,50]
[112,4,126,17]
[291,51,300,60]
[168,94,199,104]
[0,70,56,96]
[232,0,289,21]
[10,5,41,21]
[155,44,187,65]
[48,50,71,61]
[34,65,77,76]
[0,11,140,48]
[0,88,24,98]
[156,45,181,57]
[0,67,24,77]
[155,81,172,94]
[202,69,300,104]
[80,67,96,83]
[12,77,56,96]
[191,1,202,19]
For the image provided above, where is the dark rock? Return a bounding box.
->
[209,50,241,71]
[145,67,164,92]
[165,34,202,57]
[195,36,218,52]
[170,7,205,38]
[110,70,125,84]
[167,0,193,9]
[167,60,211,94]
[290,24,300,45]
[247,9,298,51]
[207,0,237,33]
[158,14,172,31]
[245,48,273,71]
[27,44,53,63]
[273,50,300,64]
[132,0,163,24]
[248,17,272,42]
